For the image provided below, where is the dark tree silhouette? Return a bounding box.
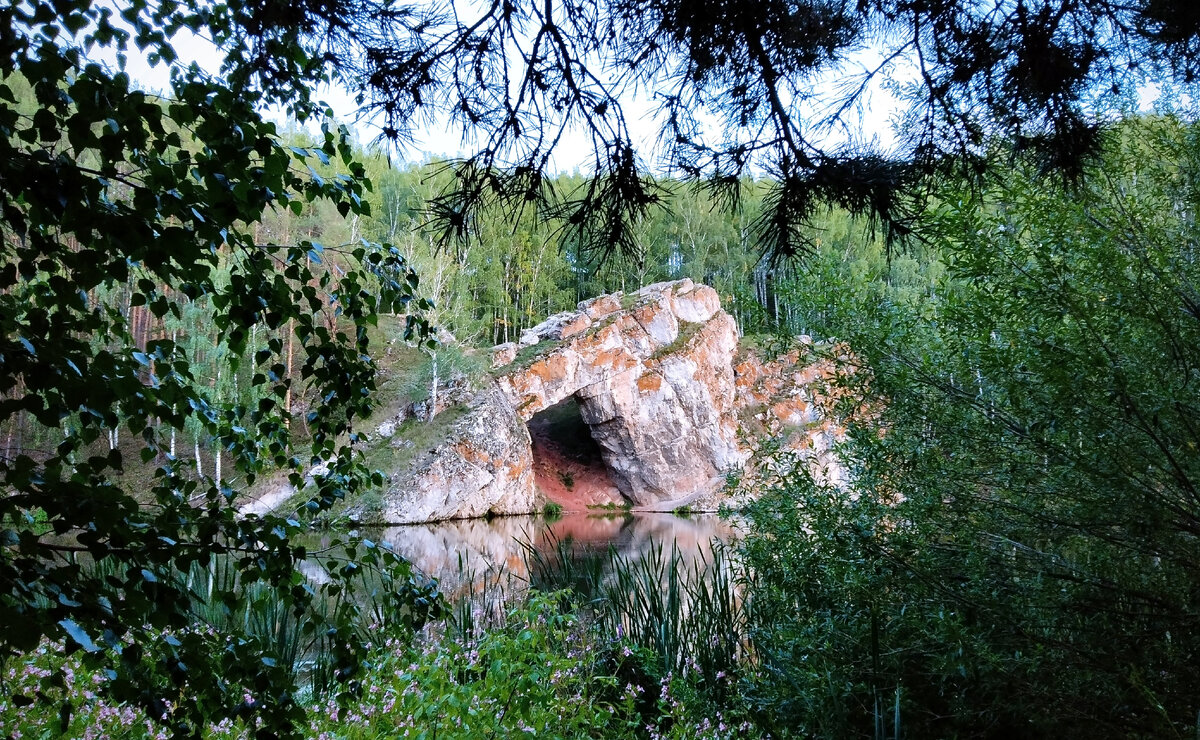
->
[1,2,440,736]
[300,0,1200,260]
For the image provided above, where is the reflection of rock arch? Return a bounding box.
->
[377,512,741,605]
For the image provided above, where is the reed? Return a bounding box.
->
[82,543,426,702]
[523,535,748,695]
[444,549,523,641]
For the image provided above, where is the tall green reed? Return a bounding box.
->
[82,542,438,703]
[523,536,748,694]
[444,549,527,641]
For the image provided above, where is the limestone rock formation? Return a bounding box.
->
[495,279,744,507]
[373,279,848,523]
[732,339,852,489]
[378,385,536,524]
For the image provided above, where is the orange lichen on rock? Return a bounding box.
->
[594,347,637,372]
[770,397,811,426]
[580,293,623,319]
[724,338,867,497]
[559,314,593,339]
[527,352,571,383]
[637,373,663,392]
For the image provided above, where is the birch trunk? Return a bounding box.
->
[428,350,438,422]
[284,318,295,428]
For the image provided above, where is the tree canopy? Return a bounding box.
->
[1,1,440,736]
[329,0,1200,260]
[740,115,1200,737]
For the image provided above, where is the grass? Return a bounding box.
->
[522,535,748,704]
[732,332,772,363]
[368,343,431,415]
[600,543,746,689]
[587,501,632,511]
[491,338,562,375]
[80,543,434,703]
[542,501,564,520]
[362,404,470,475]
[647,318,704,362]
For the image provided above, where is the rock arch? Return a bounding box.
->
[376,279,848,524]
[496,280,744,506]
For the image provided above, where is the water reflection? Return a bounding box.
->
[368,511,741,603]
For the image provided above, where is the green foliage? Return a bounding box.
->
[526,537,748,719]
[741,116,1200,737]
[1,590,761,740]
[340,593,632,739]
[399,341,486,402]
[0,552,443,737]
[228,152,898,352]
[344,163,915,349]
[0,2,438,735]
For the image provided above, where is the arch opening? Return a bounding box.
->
[527,395,626,511]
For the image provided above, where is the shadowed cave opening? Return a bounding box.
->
[527,396,626,510]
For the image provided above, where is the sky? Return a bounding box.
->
[93,19,903,174]
[81,1,1186,177]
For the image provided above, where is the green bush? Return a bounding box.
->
[740,117,1200,738]
[303,593,636,739]
[1,595,635,739]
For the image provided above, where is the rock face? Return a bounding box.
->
[379,385,536,524]
[496,279,743,506]
[731,341,852,489]
[375,279,848,523]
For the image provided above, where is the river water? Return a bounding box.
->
[365,511,742,605]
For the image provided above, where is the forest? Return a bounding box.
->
[4,0,1200,737]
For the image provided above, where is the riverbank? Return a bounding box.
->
[0,532,757,740]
